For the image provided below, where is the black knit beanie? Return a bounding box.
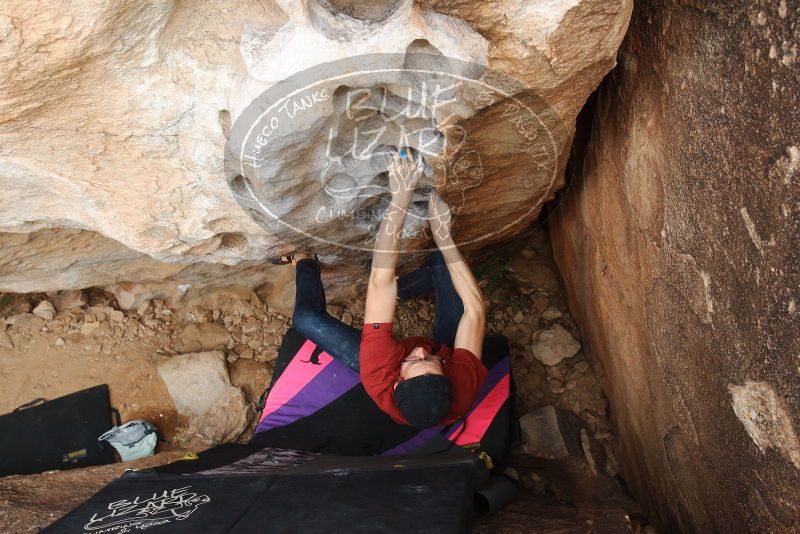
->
[394,374,453,428]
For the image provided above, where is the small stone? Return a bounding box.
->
[229,325,243,340]
[32,301,56,320]
[136,300,152,316]
[51,290,86,312]
[175,322,232,352]
[81,321,100,336]
[520,247,535,259]
[418,305,432,321]
[549,381,565,394]
[531,324,581,366]
[514,311,524,323]
[565,379,577,390]
[532,295,550,313]
[239,348,255,360]
[242,317,262,334]
[140,326,156,337]
[55,337,65,346]
[604,445,619,476]
[107,309,125,322]
[503,466,519,482]
[226,352,239,363]
[592,397,609,415]
[341,311,353,326]
[502,324,519,339]
[580,428,602,476]
[517,405,586,459]
[595,431,611,440]
[524,373,541,389]
[541,306,563,320]
[529,472,546,495]
[0,331,13,349]
[546,366,562,379]
[264,318,282,333]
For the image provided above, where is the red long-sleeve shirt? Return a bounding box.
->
[359,322,487,426]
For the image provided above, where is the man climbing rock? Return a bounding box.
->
[288,148,487,429]
[360,149,487,428]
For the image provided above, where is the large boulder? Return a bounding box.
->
[0,0,631,295]
[156,351,249,446]
[549,1,799,531]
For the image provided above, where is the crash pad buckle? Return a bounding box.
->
[478,451,493,470]
[178,452,200,461]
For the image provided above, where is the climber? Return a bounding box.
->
[284,148,487,429]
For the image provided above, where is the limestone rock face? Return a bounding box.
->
[0,0,631,294]
[549,1,799,531]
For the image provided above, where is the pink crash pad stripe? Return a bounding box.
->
[451,374,510,446]
[259,340,333,422]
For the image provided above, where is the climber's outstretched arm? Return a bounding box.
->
[428,192,486,359]
[364,151,424,324]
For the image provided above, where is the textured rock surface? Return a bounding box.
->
[0,0,631,294]
[517,405,585,459]
[549,1,800,531]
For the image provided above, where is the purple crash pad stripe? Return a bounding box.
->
[381,425,444,456]
[382,356,510,456]
[255,358,360,434]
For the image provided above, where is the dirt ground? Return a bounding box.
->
[0,327,178,444]
[0,227,624,531]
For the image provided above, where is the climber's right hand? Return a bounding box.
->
[388,148,423,204]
